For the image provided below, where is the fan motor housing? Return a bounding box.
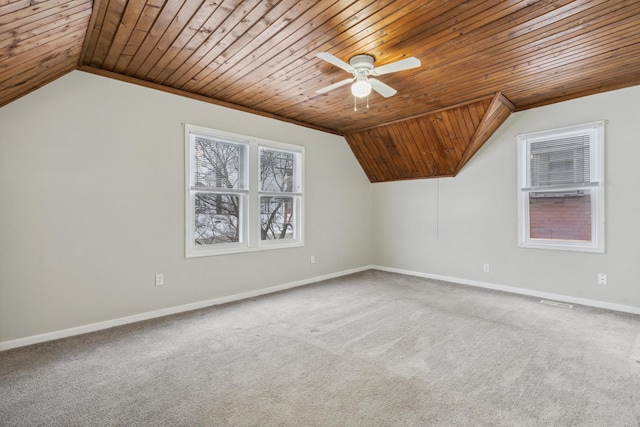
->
[349,54,375,71]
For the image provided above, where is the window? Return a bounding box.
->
[185,124,303,257]
[259,147,302,243]
[517,121,604,252]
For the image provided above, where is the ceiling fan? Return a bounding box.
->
[315,52,421,101]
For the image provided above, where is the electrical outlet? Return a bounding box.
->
[483,263,490,273]
[597,273,607,285]
[310,256,316,264]
[155,273,164,286]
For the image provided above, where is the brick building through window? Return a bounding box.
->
[529,192,591,241]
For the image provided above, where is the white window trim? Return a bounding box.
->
[185,124,304,258]
[517,121,605,253]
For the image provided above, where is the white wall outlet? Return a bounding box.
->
[483,263,490,273]
[310,256,316,264]
[597,273,607,285]
[155,273,164,286]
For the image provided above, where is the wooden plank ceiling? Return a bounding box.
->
[346,93,515,182]
[2,0,640,181]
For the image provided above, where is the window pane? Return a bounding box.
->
[194,193,240,245]
[529,190,592,241]
[259,148,298,192]
[260,196,296,240]
[194,137,246,189]
[529,135,590,187]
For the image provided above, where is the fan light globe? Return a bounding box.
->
[351,80,372,98]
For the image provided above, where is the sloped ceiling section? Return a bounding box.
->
[345,93,514,182]
[0,0,93,107]
[2,1,640,182]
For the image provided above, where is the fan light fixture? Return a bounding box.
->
[351,79,372,98]
[315,52,421,110]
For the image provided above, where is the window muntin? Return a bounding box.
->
[185,125,304,257]
[517,121,604,252]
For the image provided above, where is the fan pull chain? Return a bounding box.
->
[353,96,370,111]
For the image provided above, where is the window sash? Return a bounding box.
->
[259,195,300,242]
[193,192,245,246]
[258,146,302,244]
[524,188,595,243]
[258,146,302,194]
[191,135,248,191]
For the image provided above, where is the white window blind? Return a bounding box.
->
[529,135,591,187]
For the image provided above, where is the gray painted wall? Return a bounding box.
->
[0,71,373,343]
[372,85,640,310]
[2,71,638,346]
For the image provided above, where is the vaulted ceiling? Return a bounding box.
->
[3,0,640,182]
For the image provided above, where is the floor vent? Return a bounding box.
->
[540,299,574,309]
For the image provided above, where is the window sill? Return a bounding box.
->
[186,241,304,258]
[518,240,604,253]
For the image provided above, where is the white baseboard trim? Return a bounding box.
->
[6,265,636,351]
[0,266,370,352]
[372,265,640,316]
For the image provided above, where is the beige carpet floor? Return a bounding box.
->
[1,270,640,426]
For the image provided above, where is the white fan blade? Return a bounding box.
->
[369,78,397,98]
[371,57,421,76]
[315,77,354,94]
[316,52,354,73]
